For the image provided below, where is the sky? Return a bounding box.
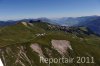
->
[0,0,100,20]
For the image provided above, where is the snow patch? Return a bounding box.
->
[0,59,3,66]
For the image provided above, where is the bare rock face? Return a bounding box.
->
[21,22,28,27]
[28,23,33,26]
[51,40,72,55]
[30,43,44,57]
[21,22,33,27]
[0,40,73,66]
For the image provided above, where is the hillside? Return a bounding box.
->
[0,20,100,66]
[80,18,100,35]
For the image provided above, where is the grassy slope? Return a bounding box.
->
[0,22,100,66]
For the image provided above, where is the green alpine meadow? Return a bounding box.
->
[0,20,100,66]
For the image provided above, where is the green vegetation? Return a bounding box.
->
[0,21,100,66]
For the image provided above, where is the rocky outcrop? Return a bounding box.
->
[51,40,72,56]
[30,43,44,57]
[0,40,73,66]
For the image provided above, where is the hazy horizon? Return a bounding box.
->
[0,15,100,21]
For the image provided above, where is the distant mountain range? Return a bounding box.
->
[0,21,17,26]
[80,17,100,35]
[0,15,100,35]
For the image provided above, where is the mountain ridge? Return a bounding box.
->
[0,20,100,66]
